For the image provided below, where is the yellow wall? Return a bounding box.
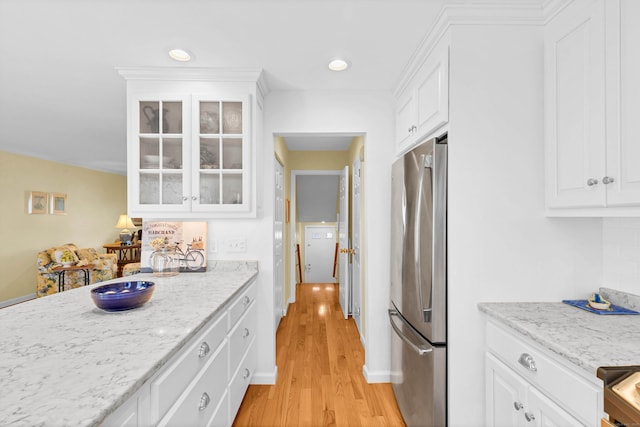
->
[288,150,349,170]
[0,151,128,303]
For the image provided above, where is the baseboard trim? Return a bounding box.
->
[251,365,278,385]
[362,365,391,383]
[0,293,36,309]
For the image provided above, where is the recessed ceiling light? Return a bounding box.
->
[168,49,192,62]
[328,58,349,72]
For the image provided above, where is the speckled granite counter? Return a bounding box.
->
[0,261,258,427]
[478,288,640,378]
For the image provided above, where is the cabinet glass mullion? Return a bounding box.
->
[137,99,184,207]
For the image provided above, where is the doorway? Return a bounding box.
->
[303,225,337,283]
[273,133,365,338]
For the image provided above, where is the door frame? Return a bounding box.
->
[288,169,341,305]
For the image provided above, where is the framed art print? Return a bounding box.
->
[50,193,67,214]
[27,191,47,214]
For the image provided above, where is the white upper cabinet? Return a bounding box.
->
[545,0,640,215]
[395,41,449,155]
[119,68,265,219]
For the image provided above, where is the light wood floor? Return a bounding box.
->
[233,283,405,427]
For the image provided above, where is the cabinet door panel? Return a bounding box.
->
[485,353,526,427]
[395,90,415,154]
[528,387,583,427]
[605,0,640,206]
[415,47,449,142]
[545,0,606,208]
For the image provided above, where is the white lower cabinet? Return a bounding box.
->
[486,353,583,427]
[102,280,257,427]
[485,320,602,427]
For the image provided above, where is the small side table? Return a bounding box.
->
[51,265,95,292]
[103,243,142,277]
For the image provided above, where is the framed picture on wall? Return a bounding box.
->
[50,193,67,215]
[27,191,47,214]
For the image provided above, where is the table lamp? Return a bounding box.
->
[115,214,136,245]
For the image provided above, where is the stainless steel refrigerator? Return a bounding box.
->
[389,134,447,427]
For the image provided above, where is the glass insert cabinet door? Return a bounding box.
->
[136,97,189,210]
[193,96,249,210]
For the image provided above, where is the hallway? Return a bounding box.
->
[233,283,405,426]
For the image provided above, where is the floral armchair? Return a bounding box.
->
[37,243,117,297]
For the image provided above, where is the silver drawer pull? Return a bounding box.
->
[243,327,250,338]
[518,353,537,372]
[513,401,523,411]
[198,392,210,411]
[243,295,251,305]
[603,176,615,185]
[243,368,250,379]
[198,342,210,358]
[524,412,535,422]
[587,178,598,186]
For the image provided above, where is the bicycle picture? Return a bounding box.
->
[149,240,205,271]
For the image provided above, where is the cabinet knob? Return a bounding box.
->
[518,353,537,372]
[243,368,251,379]
[603,176,615,185]
[198,342,210,358]
[513,401,524,411]
[198,392,210,411]
[587,178,598,186]
[243,327,250,338]
[243,295,251,305]
[192,196,197,201]
[183,196,188,201]
[524,412,535,422]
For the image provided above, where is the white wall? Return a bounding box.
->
[446,25,603,426]
[264,90,395,380]
[603,218,640,295]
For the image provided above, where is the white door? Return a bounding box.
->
[338,165,350,319]
[351,157,363,334]
[304,226,336,283]
[274,157,285,328]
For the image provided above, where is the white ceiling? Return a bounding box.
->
[0,0,449,174]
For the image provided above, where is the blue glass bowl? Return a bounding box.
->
[91,281,155,312]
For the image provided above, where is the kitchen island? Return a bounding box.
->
[0,261,258,427]
[479,288,640,426]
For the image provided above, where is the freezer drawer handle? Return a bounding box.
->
[388,309,433,356]
[518,353,537,372]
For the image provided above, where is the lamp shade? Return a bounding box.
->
[115,214,135,229]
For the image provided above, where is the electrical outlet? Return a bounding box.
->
[225,238,247,253]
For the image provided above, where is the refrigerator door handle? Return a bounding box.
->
[388,309,433,356]
[415,153,434,321]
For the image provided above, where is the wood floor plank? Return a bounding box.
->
[233,283,406,427]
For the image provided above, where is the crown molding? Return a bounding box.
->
[116,66,264,84]
[394,0,554,99]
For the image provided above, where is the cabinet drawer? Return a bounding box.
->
[229,301,256,375]
[228,281,256,328]
[157,341,228,427]
[229,338,256,422]
[151,312,228,421]
[486,320,600,425]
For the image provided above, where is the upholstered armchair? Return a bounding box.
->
[36,244,117,297]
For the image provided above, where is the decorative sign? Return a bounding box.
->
[140,221,208,273]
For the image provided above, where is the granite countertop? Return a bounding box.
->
[0,261,258,427]
[478,288,640,378]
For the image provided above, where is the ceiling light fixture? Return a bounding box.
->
[328,58,349,72]
[168,49,192,62]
